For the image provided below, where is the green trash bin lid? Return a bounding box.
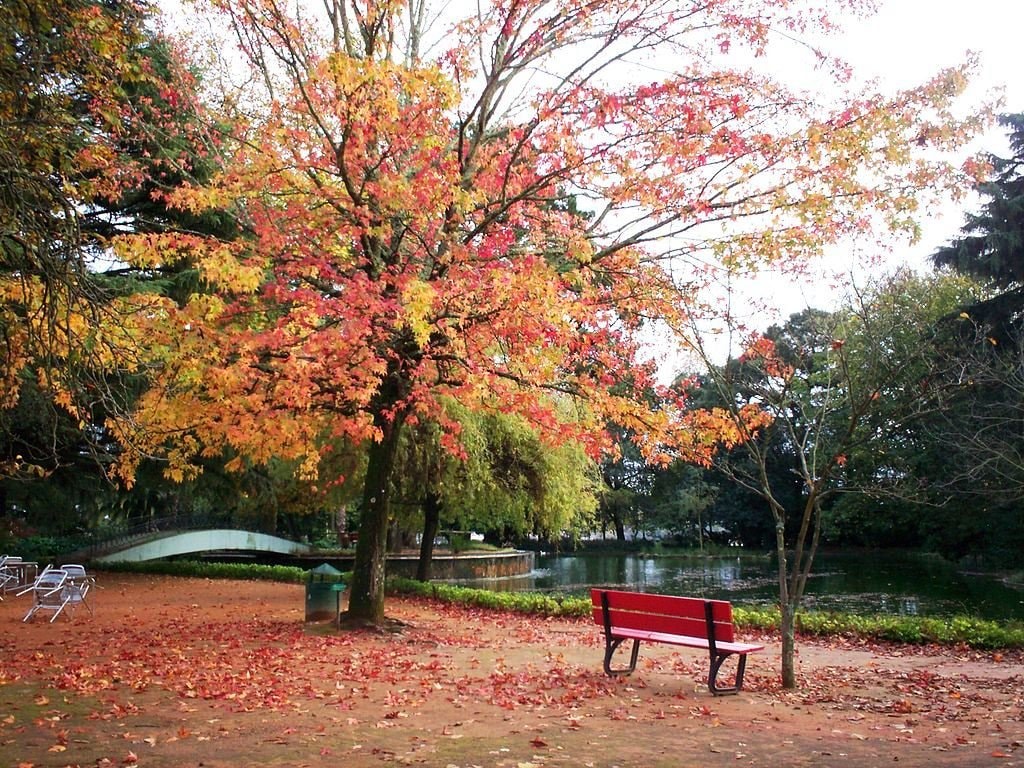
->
[309,563,343,581]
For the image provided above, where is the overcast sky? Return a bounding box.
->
[810,0,1019,253]
[837,0,1020,111]
[654,1,1024,373]
[839,0,1020,256]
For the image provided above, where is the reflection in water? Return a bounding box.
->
[460,552,1024,620]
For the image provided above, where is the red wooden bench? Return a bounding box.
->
[591,588,764,695]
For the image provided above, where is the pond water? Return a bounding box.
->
[469,551,1024,621]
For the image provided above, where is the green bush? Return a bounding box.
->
[100,560,308,583]
[95,562,1024,649]
[6,535,91,563]
[388,577,591,618]
[731,606,1024,649]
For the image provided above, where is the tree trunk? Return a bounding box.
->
[416,490,441,582]
[780,600,797,689]
[347,416,405,625]
[386,519,402,553]
[773,515,798,688]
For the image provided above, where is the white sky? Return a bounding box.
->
[656,0,1024,375]
[830,0,1021,257]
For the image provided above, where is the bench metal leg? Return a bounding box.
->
[708,652,747,695]
[603,637,640,676]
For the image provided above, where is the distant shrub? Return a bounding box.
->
[96,562,1024,649]
[7,535,91,563]
[388,577,590,618]
[100,560,308,583]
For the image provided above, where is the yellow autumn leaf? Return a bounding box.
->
[402,278,437,346]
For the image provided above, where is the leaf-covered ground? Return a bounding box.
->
[1,574,1021,767]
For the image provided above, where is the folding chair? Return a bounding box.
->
[59,564,95,616]
[0,557,16,599]
[20,568,71,622]
[1,556,38,596]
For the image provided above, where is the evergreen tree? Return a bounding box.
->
[932,113,1024,337]
[0,1,231,528]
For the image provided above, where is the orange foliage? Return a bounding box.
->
[113,0,985,493]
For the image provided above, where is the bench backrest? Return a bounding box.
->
[591,588,735,643]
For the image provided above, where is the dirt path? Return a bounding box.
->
[1,573,1021,767]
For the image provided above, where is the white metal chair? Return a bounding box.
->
[0,557,16,599]
[20,568,71,622]
[59,564,95,616]
[0,556,38,596]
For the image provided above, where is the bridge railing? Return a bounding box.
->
[73,511,265,560]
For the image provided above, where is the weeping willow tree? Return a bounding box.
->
[389,400,601,580]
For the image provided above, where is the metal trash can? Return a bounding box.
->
[305,563,345,622]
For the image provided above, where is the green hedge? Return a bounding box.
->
[390,579,1024,649]
[96,562,1024,649]
[790,610,1024,649]
[388,577,591,617]
[100,559,309,583]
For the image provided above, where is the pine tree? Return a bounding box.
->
[932,113,1024,336]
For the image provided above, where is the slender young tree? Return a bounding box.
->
[687,270,981,688]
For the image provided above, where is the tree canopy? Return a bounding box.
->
[0,0,989,623]
[0,0,226,484]
[105,0,986,623]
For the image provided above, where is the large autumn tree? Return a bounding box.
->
[115,0,984,624]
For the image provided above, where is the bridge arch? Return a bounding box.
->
[95,529,313,563]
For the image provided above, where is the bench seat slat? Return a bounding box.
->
[607,626,764,654]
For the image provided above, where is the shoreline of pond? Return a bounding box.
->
[532,544,1024,586]
[473,548,1024,622]
[101,543,1024,621]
